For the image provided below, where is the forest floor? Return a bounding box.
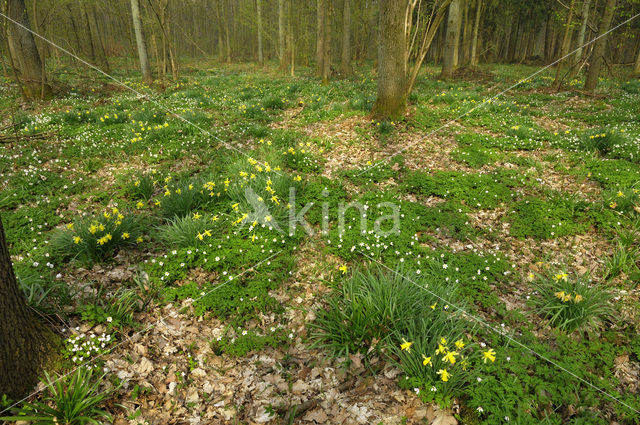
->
[1,62,640,425]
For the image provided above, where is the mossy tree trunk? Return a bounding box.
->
[372,0,407,119]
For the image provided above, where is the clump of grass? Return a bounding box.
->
[579,128,627,156]
[310,267,461,358]
[157,179,210,219]
[127,171,156,200]
[0,367,113,424]
[529,271,613,333]
[51,209,145,263]
[80,287,139,330]
[603,187,640,215]
[262,95,286,110]
[157,213,222,248]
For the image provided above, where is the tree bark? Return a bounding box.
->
[552,0,576,90]
[585,0,616,91]
[316,0,325,76]
[5,0,52,99]
[470,0,481,67]
[0,217,49,400]
[322,0,331,84]
[441,0,461,78]
[341,0,353,75]
[130,0,152,85]
[634,46,640,77]
[85,3,110,73]
[278,0,286,72]
[257,0,264,65]
[573,0,592,67]
[372,0,406,119]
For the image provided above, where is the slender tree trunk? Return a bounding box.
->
[372,0,406,119]
[6,0,52,99]
[257,0,264,65]
[130,0,152,85]
[585,0,616,91]
[288,0,294,76]
[441,0,461,78]
[85,4,110,73]
[0,217,50,400]
[278,0,286,72]
[460,0,470,65]
[552,0,576,90]
[633,46,640,76]
[341,0,353,75]
[316,0,325,76]
[573,0,592,67]
[322,0,331,84]
[470,0,481,67]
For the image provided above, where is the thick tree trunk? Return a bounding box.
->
[6,0,52,99]
[322,0,331,84]
[552,0,576,90]
[130,0,152,85]
[441,0,461,78]
[0,217,49,399]
[316,0,325,76]
[585,0,616,91]
[372,0,406,119]
[634,46,640,76]
[278,0,286,72]
[257,0,264,65]
[470,0,481,67]
[341,0,353,75]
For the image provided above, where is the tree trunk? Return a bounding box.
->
[552,0,576,90]
[585,0,616,91]
[85,4,110,73]
[322,0,331,84]
[372,0,406,119]
[257,0,264,65]
[341,0,353,75]
[5,0,52,99]
[0,217,49,400]
[633,46,640,77]
[316,0,325,76]
[441,0,461,78]
[573,0,592,68]
[130,0,152,85]
[278,0,286,72]
[470,0,481,67]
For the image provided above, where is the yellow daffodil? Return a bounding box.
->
[436,369,451,382]
[443,351,458,364]
[136,201,144,209]
[400,338,413,352]
[454,339,465,350]
[121,232,130,239]
[66,223,74,230]
[573,294,583,303]
[339,264,348,274]
[73,236,82,244]
[136,236,143,243]
[482,348,496,363]
[422,355,432,366]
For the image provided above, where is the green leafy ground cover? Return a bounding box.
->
[1,62,640,424]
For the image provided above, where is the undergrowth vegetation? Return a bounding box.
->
[2,62,639,424]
